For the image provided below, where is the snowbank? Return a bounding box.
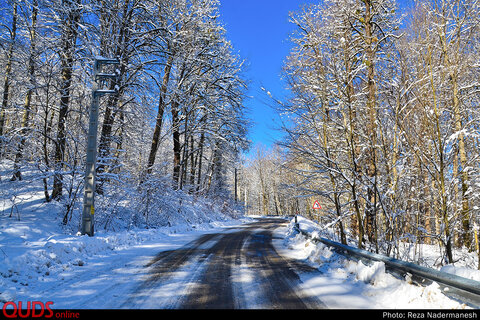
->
[278,216,476,309]
[292,215,480,279]
[0,160,247,305]
[0,217,248,305]
[440,265,480,282]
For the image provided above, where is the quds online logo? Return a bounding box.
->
[2,301,54,318]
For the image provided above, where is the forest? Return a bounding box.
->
[238,0,480,268]
[0,0,249,228]
[2,0,480,269]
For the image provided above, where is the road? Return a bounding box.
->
[125,218,326,309]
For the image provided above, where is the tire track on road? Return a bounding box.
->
[179,230,251,309]
[127,218,326,309]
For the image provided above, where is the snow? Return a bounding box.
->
[1,162,479,309]
[440,265,480,282]
[0,161,249,307]
[1,209,477,309]
[274,216,479,309]
[0,208,248,307]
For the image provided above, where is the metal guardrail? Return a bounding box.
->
[293,222,480,305]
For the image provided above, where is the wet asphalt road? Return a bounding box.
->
[128,218,326,309]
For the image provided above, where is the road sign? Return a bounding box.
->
[313,200,322,210]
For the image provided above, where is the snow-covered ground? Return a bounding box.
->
[0,161,250,307]
[0,203,250,307]
[276,216,480,308]
[2,211,479,309]
[1,162,479,309]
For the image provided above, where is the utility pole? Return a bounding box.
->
[81,57,119,236]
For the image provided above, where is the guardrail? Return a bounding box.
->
[293,221,480,306]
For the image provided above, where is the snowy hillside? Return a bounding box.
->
[0,161,245,305]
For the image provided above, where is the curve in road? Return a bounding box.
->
[126,218,325,309]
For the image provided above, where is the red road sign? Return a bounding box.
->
[313,200,322,210]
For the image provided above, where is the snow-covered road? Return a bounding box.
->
[3,217,326,309]
[1,215,476,309]
[124,217,325,309]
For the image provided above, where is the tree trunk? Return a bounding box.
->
[146,53,174,176]
[196,129,205,192]
[52,0,81,200]
[171,101,181,190]
[12,0,38,181]
[0,1,18,147]
[179,106,189,190]
[96,0,133,191]
[427,45,453,263]
[363,0,379,248]
[189,134,196,193]
[439,30,471,249]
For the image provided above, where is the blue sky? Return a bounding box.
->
[218,0,317,154]
[218,0,415,157]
